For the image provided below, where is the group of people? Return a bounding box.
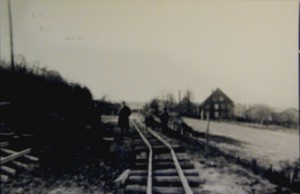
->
[117,101,169,136]
[145,108,169,132]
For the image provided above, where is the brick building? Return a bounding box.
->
[199,88,234,120]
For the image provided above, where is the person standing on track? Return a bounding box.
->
[145,111,155,129]
[118,101,131,136]
[160,107,169,133]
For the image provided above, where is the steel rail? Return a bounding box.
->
[132,119,153,194]
[136,118,194,194]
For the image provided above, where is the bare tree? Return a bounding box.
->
[165,92,176,110]
[233,103,248,120]
[185,89,193,101]
[176,90,197,117]
[273,109,299,127]
[245,104,273,125]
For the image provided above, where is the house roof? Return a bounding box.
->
[201,88,234,106]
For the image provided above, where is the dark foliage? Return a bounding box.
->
[94,100,121,116]
[149,99,160,114]
[0,62,101,145]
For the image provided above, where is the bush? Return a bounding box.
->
[0,61,99,142]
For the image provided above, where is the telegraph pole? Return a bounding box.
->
[8,0,15,71]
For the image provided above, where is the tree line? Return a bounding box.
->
[145,90,199,118]
[234,103,298,128]
[0,60,101,143]
[145,90,298,128]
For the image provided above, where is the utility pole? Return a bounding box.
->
[8,0,15,71]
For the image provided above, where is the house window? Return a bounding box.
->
[221,112,225,118]
[220,96,224,101]
[214,112,219,118]
[227,112,232,117]
[221,104,225,109]
[213,97,217,102]
[214,104,219,110]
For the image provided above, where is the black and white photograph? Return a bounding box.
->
[0,0,299,193]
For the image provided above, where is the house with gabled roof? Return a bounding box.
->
[199,88,234,120]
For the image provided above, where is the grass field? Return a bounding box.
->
[183,117,299,170]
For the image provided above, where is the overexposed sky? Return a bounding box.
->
[0,0,298,109]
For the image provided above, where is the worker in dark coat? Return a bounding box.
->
[118,101,131,136]
[160,107,169,133]
[145,111,155,129]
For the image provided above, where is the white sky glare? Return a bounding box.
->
[0,0,298,110]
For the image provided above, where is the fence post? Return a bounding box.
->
[251,159,257,172]
[290,165,298,185]
[205,112,210,156]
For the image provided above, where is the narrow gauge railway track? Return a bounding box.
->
[125,117,202,194]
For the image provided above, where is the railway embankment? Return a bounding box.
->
[1,120,132,193]
[131,114,280,194]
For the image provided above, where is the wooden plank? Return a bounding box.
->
[125,185,203,194]
[128,175,201,187]
[1,174,9,183]
[133,140,161,146]
[22,134,34,137]
[0,133,13,136]
[135,144,180,150]
[134,145,170,153]
[1,148,31,164]
[1,148,39,162]
[136,153,188,160]
[130,169,199,176]
[136,157,186,163]
[23,154,39,162]
[11,161,30,170]
[0,142,9,147]
[1,165,16,175]
[156,153,188,159]
[135,161,194,169]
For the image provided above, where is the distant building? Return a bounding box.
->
[199,88,234,120]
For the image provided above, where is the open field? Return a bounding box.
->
[183,117,299,170]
